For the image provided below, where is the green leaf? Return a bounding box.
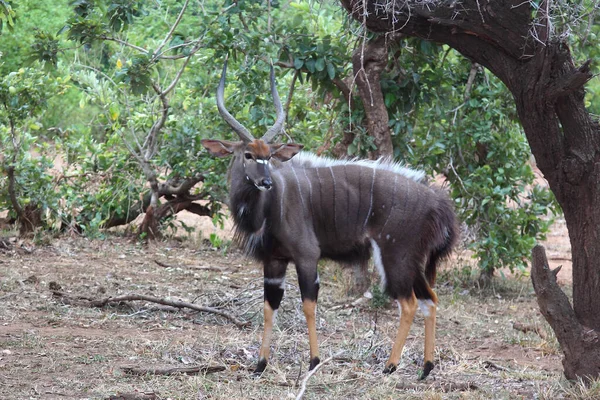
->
[315,58,325,72]
[292,14,303,28]
[326,62,335,80]
[293,57,304,70]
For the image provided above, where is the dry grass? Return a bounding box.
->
[0,234,574,399]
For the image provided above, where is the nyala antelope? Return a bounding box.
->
[201,60,458,379]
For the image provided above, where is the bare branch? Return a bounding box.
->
[154,0,190,59]
[157,173,205,196]
[51,291,250,328]
[464,62,479,101]
[295,352,344,400]
[535,0,552,45]
[142,82,169,160]
[395,380,478,392]
[161,50,196,96]
[284,69,299,127]
[99,35,148,54]
[121,365,225,376]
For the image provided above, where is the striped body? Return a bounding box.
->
[230,151,455,301]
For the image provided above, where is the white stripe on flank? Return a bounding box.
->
[364,168,376,230]
[302,167,313,208]
[369,238,387,289]
[329,166,338,232]
[291,166,306,210]
[279,174,286,223]
[380,174,397,234]
[418,299,436,317]
[315,166,323,190]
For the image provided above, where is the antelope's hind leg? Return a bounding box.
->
[383,292,418,374]
[420,291,438,380]
[254,259,288,375]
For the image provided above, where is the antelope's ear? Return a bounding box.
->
[271,143,303,162]
[201,139,240,157]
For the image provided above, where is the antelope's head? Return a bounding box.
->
[202,59,302,191]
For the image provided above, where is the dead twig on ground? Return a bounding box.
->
[107,392,159,400]
[51,291,249,328]
[326,295,369,311]
[395,380,478,392]
[295,351,344,400]
[512,321,548,340]
[154,259,226,272]
[483,360,510,372]
[121,365,225,376]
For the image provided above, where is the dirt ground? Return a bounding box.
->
[0,210,580,400]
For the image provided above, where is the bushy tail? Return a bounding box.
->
[423,194,459,287]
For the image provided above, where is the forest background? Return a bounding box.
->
[2,0,584,279]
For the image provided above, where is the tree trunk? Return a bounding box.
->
[139,204,159,240]
[352,35,394,158]
[6,165,42,235]
[531,246,600,379]
[339,0,600,380]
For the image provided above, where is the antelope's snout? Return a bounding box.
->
[254,177,272,191]
[259,178,272,190]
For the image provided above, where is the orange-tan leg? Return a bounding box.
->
[254,260,287,375]
[255,301,276,374]
[383,292,418,373]
[420,291,438,379]
[303,299,320,370]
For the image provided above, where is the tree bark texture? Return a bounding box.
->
[352,35,394,157]
[339,0,600,379]
[531,246,600,379]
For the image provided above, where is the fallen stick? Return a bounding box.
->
[295,351,344,400]
[121,365,225,376]
[51,291,249,328]
[482,360,510,372]
[395,380,478,392]
[154,260,225,271]
[326,296,369,312]
[107,392,159,400]
[512,321,548,340]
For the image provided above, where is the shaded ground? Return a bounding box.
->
[0,232,575,400]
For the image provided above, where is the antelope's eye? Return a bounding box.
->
[244,153,253,160]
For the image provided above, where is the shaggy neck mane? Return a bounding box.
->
[229,174,273,259]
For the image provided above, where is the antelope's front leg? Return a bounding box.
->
[255,259,288,375]
[296,263,321,370]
